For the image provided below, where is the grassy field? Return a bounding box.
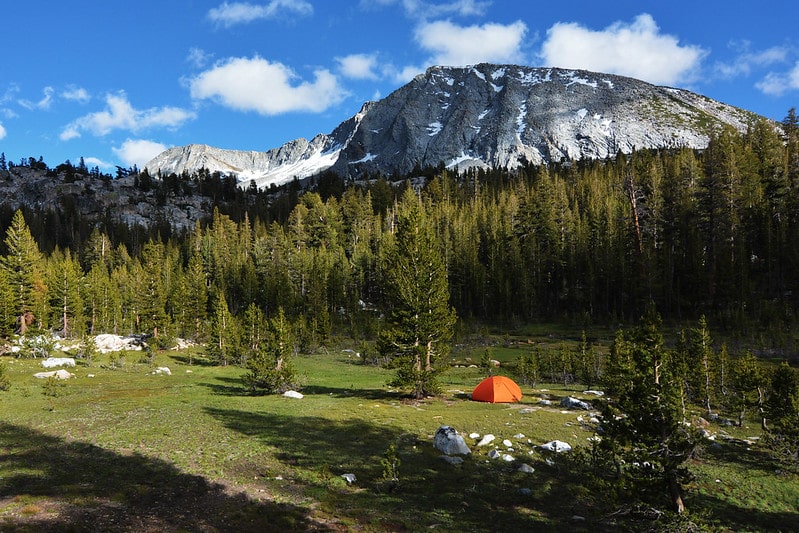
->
[1,340,798,532]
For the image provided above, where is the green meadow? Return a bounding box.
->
[1,341,797,532]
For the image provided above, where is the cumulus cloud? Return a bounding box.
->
[208,0,312,27]
[0,122,6,140]
[756,61,799,96]
[113,139,168,169]
[336,53,380,80]
[60,92,196,140]
[540,14,706,86]
[189,56,347,114]
[61,85,90,103]
[415,20,528,66]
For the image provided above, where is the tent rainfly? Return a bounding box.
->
[471,375,523,403]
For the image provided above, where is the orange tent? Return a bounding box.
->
[471,376,523,403]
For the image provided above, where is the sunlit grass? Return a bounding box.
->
[1,345,797,531]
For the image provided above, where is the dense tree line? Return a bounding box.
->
[2,113,799,343]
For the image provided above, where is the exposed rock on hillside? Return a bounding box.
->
[146,64,757,188]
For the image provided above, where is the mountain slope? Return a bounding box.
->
[145,64,758,188]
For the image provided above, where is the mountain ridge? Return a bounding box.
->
[145,64,759,188]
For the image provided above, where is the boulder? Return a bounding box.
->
[518,463,535,473]
[151,367,171,376]
[34,369,74,380]
[94,334,145,353]
[560,397,592,410]
[42,357,76,368]
[434,426,471,456]
[283,390,304,399]
[340,473,356,484]
[540,440,572,453]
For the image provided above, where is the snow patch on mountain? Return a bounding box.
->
[146,63,760,189]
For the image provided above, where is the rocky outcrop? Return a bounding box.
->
[146,64,759,188]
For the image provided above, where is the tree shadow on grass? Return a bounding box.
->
[688,491,799,531]
[199,375,248,396]
[205,407,595,532]
[0,422,328,532]
[300,385,398,401]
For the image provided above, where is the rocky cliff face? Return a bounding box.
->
[146,64,758,188]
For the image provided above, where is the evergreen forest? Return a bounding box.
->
[2,115,799,347]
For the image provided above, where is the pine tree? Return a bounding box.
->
[243,307,298,394]
[378,188,456,399]
[139,241,169,339]
[48,248,85,338]
[730,351,768,428]
[1,210,45,332]
[598,310,698,514]
[206,289,238,366]
[764,362,799,464]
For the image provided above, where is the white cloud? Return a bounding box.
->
[83,156,112,169]
[756,61,799,96]
[61,85,90,103]
[0,122,6,140]
[415,20,528,66]
[208,0,312,27]
[113,139,168,169]
[364,0,489,18]
[715,43,788,79]
[384,63,426,84]
[60,92,196,140]
[190,56,347,114]
[187,47,213,69]
[19,86,55,110]
[540,14,706,86]
[336,53,380,80]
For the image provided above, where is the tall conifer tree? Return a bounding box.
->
[378,188,456,399]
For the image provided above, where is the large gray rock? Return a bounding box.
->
[561,396,592,410]
[146,64,757,190]
[434,426,471,456]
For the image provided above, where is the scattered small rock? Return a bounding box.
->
[283,390,304,399]
[518,463,535,473]
[488,449,501,459]
[476,434,495,446]
[151,367,171,376]
[518,488,532,496]
[340,473,356,484]
[502,439,513,448]
[469,432,481,439]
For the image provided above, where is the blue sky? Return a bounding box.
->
[1,0,798,171]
